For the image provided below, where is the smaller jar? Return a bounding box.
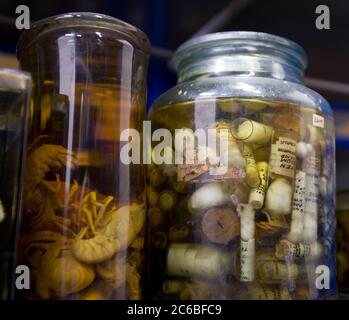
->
[0,69,31,299]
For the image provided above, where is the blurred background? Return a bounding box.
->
[0,0,348,186]
[1,0,349,191]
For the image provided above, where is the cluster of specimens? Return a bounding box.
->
[18,138,145,300]
[147,98,334,300]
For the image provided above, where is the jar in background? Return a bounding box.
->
[16,13,150,300]
[0,69,31,299]
[146,32,336,300]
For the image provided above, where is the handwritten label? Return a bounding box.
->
[270,137,296,178]
[305,156,320,209]
[240,239,255,282]
[276,240,312,259]
[313,114,324,128]
[292,171,306,215]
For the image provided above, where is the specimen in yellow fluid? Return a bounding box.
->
[147,98,333,300]
[242,144,260,188]
[248,161,268,209]
[19,142,145,300]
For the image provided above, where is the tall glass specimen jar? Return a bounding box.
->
[16,13,150,300]
[0,69,31,299]
[147,32,336,300]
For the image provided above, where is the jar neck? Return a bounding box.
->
[172,32,308,85]
[177,55,305,83]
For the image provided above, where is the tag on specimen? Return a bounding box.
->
[275,239,322,260]
[312,114,325,128]
[305,155,320,174]
[240,239,255,282]
[208,166,246,180]
[292,171,306,215]
[176,122,247,182]
[242,144,260,188]
[269,137,296,178]
[238,204,255,282]
[303,156,320,242]
[304,156,320,215]
[289,170,306,242]
[248,161,268,209]
[177,163,209,182]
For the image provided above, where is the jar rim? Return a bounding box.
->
[0,68,31,91]
[172,31,308,73]
[17,12,150,57]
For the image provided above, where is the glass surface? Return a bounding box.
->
[0,69,31,299]
[147,32,336,300]
[16,13,149,300]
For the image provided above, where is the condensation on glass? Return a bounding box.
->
[0,69,31,299]
[147,32,336,300]
[16,13,150,300]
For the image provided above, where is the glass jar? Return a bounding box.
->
[147,32,336,300]
[16,13,150,300]
[0,69,31,299]
[336,191,349,296]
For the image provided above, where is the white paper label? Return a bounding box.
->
[312,114,324,128]
[249,162,268,209]
[292,171,306,215]
[240,239,255,282]
[278,240,311,259]
[303,156,320,241]
[305,156,320,215]
[270,137,297,178]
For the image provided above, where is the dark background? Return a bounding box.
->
[1,0,349,189]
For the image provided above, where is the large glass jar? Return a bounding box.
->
[146,32,336,300]
[16,13,150,300]
[0,69,31,299]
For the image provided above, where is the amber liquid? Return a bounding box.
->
[17,82,146,300]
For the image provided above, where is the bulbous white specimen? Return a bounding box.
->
[237,203,255,240]
[264,178,292,215]
[296,142,308,158]
[296,142,315,159]
[188,183,230,214]
[303,214,318,242]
